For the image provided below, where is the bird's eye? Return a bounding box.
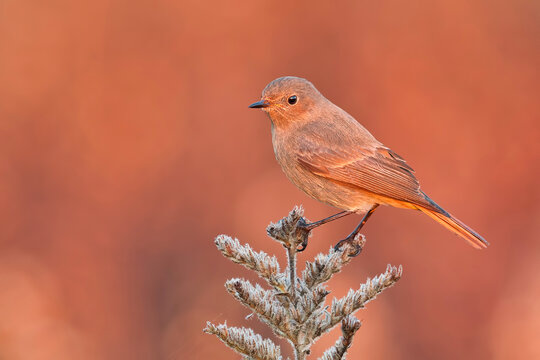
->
[288,95,298,105]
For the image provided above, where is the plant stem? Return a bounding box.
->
[287,245,297,301]
[288,238,306,359]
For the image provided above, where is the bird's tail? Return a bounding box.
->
[416,194,489,249]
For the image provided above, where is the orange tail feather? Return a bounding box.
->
[417,206,489,249]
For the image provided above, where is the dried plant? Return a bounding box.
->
[204,206,402,360]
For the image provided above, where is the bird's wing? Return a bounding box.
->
[297,137,438,211]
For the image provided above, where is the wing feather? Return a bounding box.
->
[297,140,438,211]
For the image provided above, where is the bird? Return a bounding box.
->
[248,76,488,250]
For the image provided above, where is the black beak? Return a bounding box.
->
[248,100,270,109]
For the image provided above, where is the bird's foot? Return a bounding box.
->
[295,217,312,252]
[293,211,355,252]
[334,235,364,257]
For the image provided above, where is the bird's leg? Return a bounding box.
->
[302,211,353,231]
[296,211,353,251]
[334,204,379,256]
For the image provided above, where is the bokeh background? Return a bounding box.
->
[1,0,539,359]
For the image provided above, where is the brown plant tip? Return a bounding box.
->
[341,315,362,335]
[303,234,366,290]
[319,316,362,360]
[266,206,307,249]
[215,235,288,292]
[204,322,282,360]
[225,278,294,340]
[321,264,402,333]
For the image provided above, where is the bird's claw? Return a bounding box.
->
[296,217,311,252]
[334,237,363,257]
[297,237,309,252]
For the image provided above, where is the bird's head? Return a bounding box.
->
[249,76,323,127]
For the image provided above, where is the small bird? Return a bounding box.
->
[249,76,488,250]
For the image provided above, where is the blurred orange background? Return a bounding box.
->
[0,1,538,359]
